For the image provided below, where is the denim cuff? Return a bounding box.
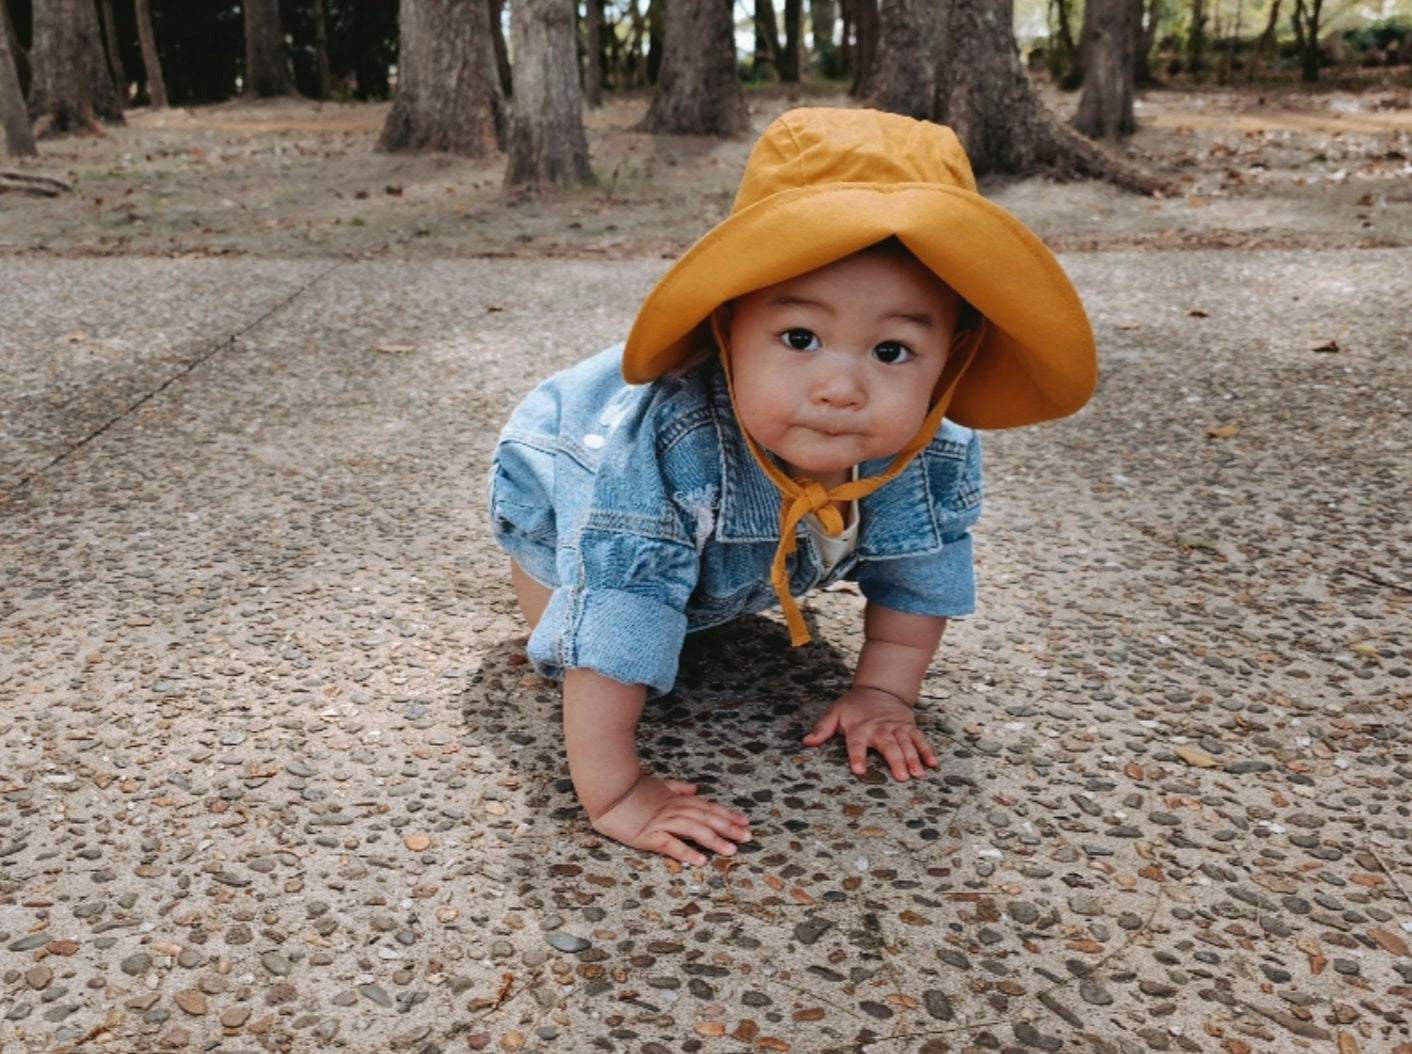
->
[528,587,688,696]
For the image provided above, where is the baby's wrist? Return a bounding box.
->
[849,683,916,709]
[586,769,648,822]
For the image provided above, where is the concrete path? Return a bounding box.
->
[2,251,1410,1054]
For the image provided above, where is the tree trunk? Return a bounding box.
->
[1135,0,1159,85]
[1247,0,1280,80]
[504,0,594,187]
[847,0,878,96]
[935,0,1166,192]
[379,0,506,156]
[646,0,663,83]
[244,0,293,96]
[2,0,28,98]
[488,0,513,96]
[867,0,937,118]
[1,9,36,156]
[639,0,747,136]
[1290,0,1323,82]
[809,0,838,76]
[1072,0,1137,139]
[310,0,332,99]
[1187,0,1206,75]
[753,0,781,80]
[1051,0,1082,87]
[133,0,167,108]
[97,0,126,103]
[584,0,604,105]
[779,0,802,81]
[29,0,125,132]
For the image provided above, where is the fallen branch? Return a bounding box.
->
[1337,564,1412,596]
[0,170,71,196]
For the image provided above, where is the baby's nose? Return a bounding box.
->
[812,363,865,406]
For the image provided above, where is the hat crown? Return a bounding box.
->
[732,108,979,213]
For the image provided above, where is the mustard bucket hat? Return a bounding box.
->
[622,108,1097,645]
[623,106,1096,429]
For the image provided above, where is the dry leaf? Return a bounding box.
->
[1174,745,1219,768]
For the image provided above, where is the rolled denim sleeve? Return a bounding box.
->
[528,523,699,695]
[852,422,981,618]
[853,530,975,617]
[522,370,707,696]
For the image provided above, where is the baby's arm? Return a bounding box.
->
[802,603,946,781]
[563,668,751,866]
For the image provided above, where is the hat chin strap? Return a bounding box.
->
[712,315,983,646]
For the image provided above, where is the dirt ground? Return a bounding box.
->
[2,78,1411,260]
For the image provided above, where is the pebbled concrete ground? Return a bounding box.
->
[2,251,1410,1054]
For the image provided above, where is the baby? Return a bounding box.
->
[489,108,1095,866]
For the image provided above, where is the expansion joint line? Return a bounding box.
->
[7,261,343,497]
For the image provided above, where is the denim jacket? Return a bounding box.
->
[489,345,982,695]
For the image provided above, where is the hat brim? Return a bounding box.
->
[622,183,1096,429]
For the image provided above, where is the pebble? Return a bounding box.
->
[543,933,590,954]
[359,985,393,1008]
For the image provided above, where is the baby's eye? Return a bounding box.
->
[781,329,820,351]
[873,341,914,364]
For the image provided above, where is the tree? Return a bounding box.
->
[244,0,294,96]
[310,0,333,99]
[1247,0,1282,80]
[866,0,937,118]
[96,0,126,101]
[584,0,605,105]
[779,0,802,80]
[1187,0,1207,74]
[488,0,512,96]
[843,0,878,94]
[133,0,167,108]
[504,0,594,187]
[639,0,748,136]
[809,0,838,76]
[1,7,35,156]
[933,0,1166,192]
[1290,0,1325,82]
[29,0,125,134]
[1049,0,1083,87]
[379,0,506,156]
[1072,0,1139,139]
[753,0,782,79]
[2,0,28,97]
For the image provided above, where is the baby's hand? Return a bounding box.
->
[803,687,939,782]
[590,774,751,868]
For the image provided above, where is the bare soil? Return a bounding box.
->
[2,79,1410,259]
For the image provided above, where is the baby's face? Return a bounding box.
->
[723,250,959,488]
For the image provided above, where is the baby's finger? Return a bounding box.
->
[660,813,745,859]
[648,832,709,868]
[875,733,919,782]
[682,798,752,839]
[662,780,699,796]
[846,734,870,776]
[912,730,940,769]
[802,709,841,746]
